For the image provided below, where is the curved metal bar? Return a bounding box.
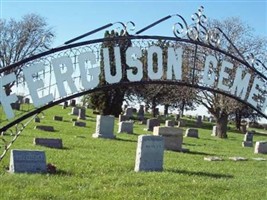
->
[1,35,266,82]
[0,80,267,133]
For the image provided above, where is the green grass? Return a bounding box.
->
[0,105,267,200]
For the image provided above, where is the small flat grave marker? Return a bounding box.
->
[73,121,86,127]
[254,141,267,154]
[185,128,199,138]
[204,156,223,161]
[35,125,54,132]
[134,135,164,172]
[34,138,63,149]
[53,116,63,121]
[9,149,47,173]
[229,157,248,161]
[252,157,266,161]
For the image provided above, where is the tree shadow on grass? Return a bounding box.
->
[166,169,234,179]
[53,169,73,176]
[185,150,217,156]
[115,137,136,143]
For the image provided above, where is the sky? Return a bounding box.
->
[1,0,266,47]
[0,0,267,118]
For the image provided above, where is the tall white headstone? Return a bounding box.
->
[93,115,115,139]
[134,135,164,172]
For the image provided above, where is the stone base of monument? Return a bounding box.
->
[242,141,253,147]
[153,126,183,151]
[254,141,267,154]
[92,133,116,139]
[9,149,47,173]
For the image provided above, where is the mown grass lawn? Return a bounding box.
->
[0,105,267,200]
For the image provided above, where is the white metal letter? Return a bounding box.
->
[52,56,78,97]
[0,73,18,119]
[203,55,217,86]
[78,52,100,90]
[217,60,233,91]
[126,47,143,82]
[24,63,54,107]
[147,46,163,80]
[167,47,182,80]
[247,76,264,108]
[103,47,122,84]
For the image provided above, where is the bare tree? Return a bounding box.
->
[0,13,54,94]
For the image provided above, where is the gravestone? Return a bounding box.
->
[70,99,76,107]
[11,102,20,111]
[35,125,54,132]
[240,124,247,134]
[154,108,159,116]
[175,114,180,121]
[92,115,115,139]
[209,117,215,123]
[34,138,63,149]
[34,117,40,123]
[73,121,86,127]
[134,135,164,172]
[202,115,207,121]
[185,128,199,138]
[145,118,160,131]
[196,116,202,127]
[211,126,217,136]
[119,114,130,122]
[254,141,267,154]
[62,104,66,109]
[24,98,30,104]
[9,149,47,173]
[70,107,79,115]
[53,116,63,121]
[64,101,68,107]
[118,121,133,134]
[153,126,183,151]
[124,107,134,117]
[242,131,254,147]
[137,105,145,120]
[165,120,175,127]
[78,108,86,120]
[71,118,77,122]
[204,156,223,161]
[177,119,186,127]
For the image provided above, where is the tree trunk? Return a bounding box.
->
[180,99,185,117]
[164,104,169,116]
[216,113,228,138]
[235,109,241,130]
[152,97,156,117]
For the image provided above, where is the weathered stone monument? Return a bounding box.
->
[185,128,199,138]
[196,116,202,127]
[153,126,183,151]
[34,138,63,149]
[70,107,79,115]
[118,114,130,122]
[9,149,47,173]
[211,126,217,136]
[145,118,160,131]
[92,115,115,139]
[53,116,63,121]
[134,135,164,172]
[137,105,145,120]
[165,120,175,127]
[177,119,186,127]
[242,131,254,147]
[254,141,267,154]
[35,125,54,132]
[124,107,134,117]
[78,108,86,120]
[118,121,133,134]
[70,99,76,107]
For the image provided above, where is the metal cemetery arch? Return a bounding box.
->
[0,6,267,158]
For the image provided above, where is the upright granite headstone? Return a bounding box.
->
[145,118,160,131]
[119,114,130,122]
[137,105,145,120]
[211,126,217,136]
[196,116,202,127]
[177,119,186,127]
[242,131,254,147]
[185,128,199,138]
[165,120,175,127]
[124,107,134,117]
[78,108,86,120]
[9,149,47,173]
[11,102,20,111]
[118,121,133,134]
[24,98,30,104]
[70,99,76,107]
[134,135,164,172]
[71,107,79,116]
[34,117,40,123]
[92,115,115,139]
[153,126,183,151]
[254,141,267,154]
[34,138,63,149]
